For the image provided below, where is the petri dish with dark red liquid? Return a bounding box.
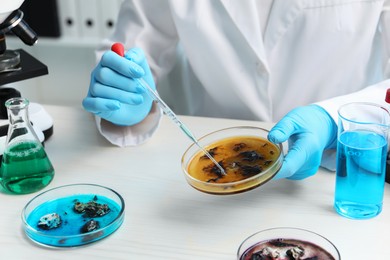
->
[238,227,341,260]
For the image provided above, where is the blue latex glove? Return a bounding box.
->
[82,47,156,126]
[268,105,337,180]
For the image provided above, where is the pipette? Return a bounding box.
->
[111,43,226,175]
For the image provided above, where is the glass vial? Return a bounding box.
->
[0,97,54,194]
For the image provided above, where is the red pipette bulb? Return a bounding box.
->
[111,42,124,57]
[385,88,390,104]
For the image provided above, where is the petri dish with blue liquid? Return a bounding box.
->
[22,184,125,247]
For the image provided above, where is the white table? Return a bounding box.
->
[0,105,389,259]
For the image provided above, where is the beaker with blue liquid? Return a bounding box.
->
[335,102,390,219]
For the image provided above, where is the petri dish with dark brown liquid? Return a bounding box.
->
[181,127,283,195]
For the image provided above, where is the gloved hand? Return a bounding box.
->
[82,47,156,126]
[268,105,337,180]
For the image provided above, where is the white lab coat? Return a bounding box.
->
[95,0,390,148]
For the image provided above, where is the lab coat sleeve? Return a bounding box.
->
[315,79,390,171]
[92,0,179,147]
[95,103,162,147]
[315,80,390,126]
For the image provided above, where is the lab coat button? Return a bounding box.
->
[256,62,266,75]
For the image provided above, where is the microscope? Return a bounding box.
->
[0,0,46,78]
[0,0,53,155]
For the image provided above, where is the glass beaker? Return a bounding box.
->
[335,102,390,219]
[0,97,54,194]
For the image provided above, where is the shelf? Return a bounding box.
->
[6,36,103,49]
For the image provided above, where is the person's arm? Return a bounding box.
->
[83,0,179,147]
[269,3,390,179]
[268,79,390,180]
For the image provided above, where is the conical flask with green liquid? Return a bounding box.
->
[0,97,54,194]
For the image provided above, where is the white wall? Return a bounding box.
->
[2,0,189,114]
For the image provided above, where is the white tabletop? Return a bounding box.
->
[0,105,389,259]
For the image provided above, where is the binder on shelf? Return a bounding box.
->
[78,0,101,39]
[98,0,121,38]
[57,0,80,38]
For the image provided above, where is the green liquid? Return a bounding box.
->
[0,141,54,194]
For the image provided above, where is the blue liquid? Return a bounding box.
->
[335,131,386,219]
[25,194,123,247]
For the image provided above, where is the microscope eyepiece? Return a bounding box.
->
[0,9,37,46]
[11,18,38,46]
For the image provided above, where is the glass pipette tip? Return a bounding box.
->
[138,78,226,176]
[110,43,226,175]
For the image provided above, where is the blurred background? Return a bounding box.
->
[4,0,181,112]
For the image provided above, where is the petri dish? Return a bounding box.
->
[237,227,341,260]
[22,183,125,248]
[181,126,283,195]
[0,50,21,72]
